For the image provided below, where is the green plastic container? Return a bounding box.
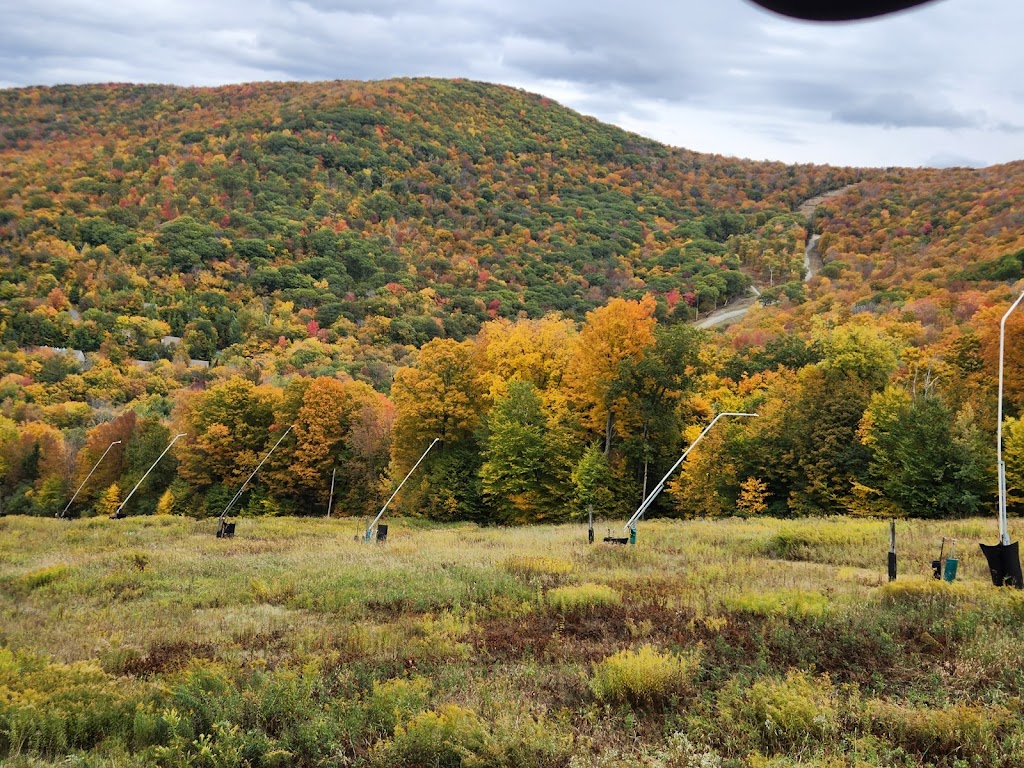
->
[943,557,959,583]
[629,527,637,546]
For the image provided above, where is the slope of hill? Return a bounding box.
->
[0,79,862,368]
[3,78,1024,524]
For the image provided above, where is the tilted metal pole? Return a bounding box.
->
[997,290,1024,545]
[365,437,439,541]
[625,412,758,531]
[326,466,337,518]
[220,424,294,523]
[112,433,186,519]
[61,439,121,518]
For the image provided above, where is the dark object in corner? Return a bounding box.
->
[980,542,1024,588]
[376,523,388,543]
[748,0,936,21]
[216,520,236,538]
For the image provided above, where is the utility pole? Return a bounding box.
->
[326,466,337,518]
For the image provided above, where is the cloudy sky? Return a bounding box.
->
[1,0,1021,168]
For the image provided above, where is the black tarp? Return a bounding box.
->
[979,542,1024,588]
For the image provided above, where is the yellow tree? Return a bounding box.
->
[391,339,481,469]
[474,314,577,402]
[1003,416,1024,510]
[94,483,121,518]
[736,477,769,516]
[174,376,280,489]
[289,377,394,514]
[390,338,482,519]
[565,295,657,455]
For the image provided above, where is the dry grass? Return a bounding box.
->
[1,513,1023,766]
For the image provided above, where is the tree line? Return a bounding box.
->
[3,294,1019,523]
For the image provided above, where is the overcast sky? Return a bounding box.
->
[1,0,1021,168]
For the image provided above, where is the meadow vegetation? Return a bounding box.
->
[2,514,1024,766]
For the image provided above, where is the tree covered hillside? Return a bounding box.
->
[0,78,862,368]
[3,78,1023,523]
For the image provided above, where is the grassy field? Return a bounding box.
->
[2,514,1024,767]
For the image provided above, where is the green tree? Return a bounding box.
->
[572,443,619,519]
[861,389,990,518]
[480,382,552,523]
[614,323,707,511]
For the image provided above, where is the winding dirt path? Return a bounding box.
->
[695,285,760,329]
[692,184,857,329]
[799,184,858,280]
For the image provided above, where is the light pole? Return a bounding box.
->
[624,412,758,535]
[112,433,186,519]
[60,439,121,518]
[996,290,1024,545]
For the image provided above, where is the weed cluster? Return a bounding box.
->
[547,583,621,613]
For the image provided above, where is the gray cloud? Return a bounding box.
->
[832,92,981,129]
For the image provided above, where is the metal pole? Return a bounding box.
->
[326,466,337,518]
[365,437,439,541]
[625,412,758,531]
[112,433,186,519]
[61,439,121,518]
[220,424,294,523]
[997,290,1024,545]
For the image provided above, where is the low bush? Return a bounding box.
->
[547,583,620,613]
[370,704,569,768]
[8,564,72,594]
[865,699,1012,766]
[589,645,701,706]
[363,676,432,737]
[718,670,837,755]
[369,704,488,767]
[503,555,574,583]
[0,648,142,759]
[723,589,827,618]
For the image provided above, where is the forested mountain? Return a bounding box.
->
[1,78,1022,522]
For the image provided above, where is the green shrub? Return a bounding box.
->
[0,648,141,758]
[865,699,1010,765]
[589,645,701,706]
[370,704,569,768]
[547,583,620,613]
[719,671,837,755]
[877,578,965,607]
[370,704,489,768]
[9,564,72,593]
[723,589,827,618]
[364,676,431,737]
[503,555,574,581]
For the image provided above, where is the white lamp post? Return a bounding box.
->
[997,290,1024,544]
